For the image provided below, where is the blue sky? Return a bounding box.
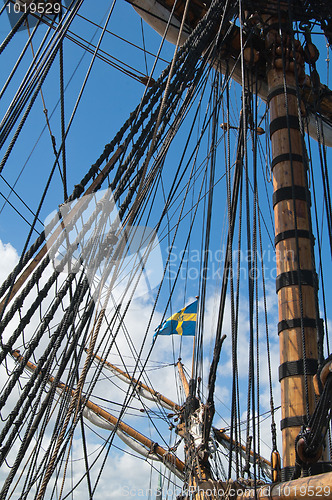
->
[0,0,172,250]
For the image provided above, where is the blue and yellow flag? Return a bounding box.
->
[154,300,198,337]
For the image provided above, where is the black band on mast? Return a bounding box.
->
[267,86,297,102]
[271,153,304,170]
[270,115,300,136]
[274,229,314,246]
[272,186,310,207]
[277,317,320,334]
[276,270,318,292]
[279,359,318,382]
[280,415,308,430]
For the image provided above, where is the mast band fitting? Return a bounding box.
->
[279,358,318,381]
[282,463,332,480]
[272,185,310,207]
[280,415,308,430]
[275,229,314,246]
[270,115,300,137]
[276,269,317,292]
[281,466,297,481]
[271,153,304,170]
[278,317,318,334]
[267,86,297,103]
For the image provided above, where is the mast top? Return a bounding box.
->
[241,0,332,42]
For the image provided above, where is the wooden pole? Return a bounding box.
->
[182,473,332,500]
[88,350,181,411]
[11,351,185,474]
[177,359,190,398]
[234,472,332,500]
[265,15,319,477]
[213,429,271,469]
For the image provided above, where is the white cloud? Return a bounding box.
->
[0,240,19,284]
[0,236,330,497]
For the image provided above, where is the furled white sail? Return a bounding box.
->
[83,407,184,480]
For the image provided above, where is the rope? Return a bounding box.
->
[1,0,313,494]
[0,279,92,497]
[0,0,84,156]
[59,6,68,201]
[0,2,31,54]
[0,0,231,316]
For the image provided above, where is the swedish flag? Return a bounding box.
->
[154,300,197,337]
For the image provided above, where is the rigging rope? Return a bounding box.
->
[1,0,331,495]
[0,1,238,495]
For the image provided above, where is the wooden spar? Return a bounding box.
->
[87,349,181,411]
[0,145,123,312]
[177,359,190,398]
[265,13,319,475]
[233,473,332,500]
[213,429,271,469]
[10,350,185,475]
[78,399,185,474]
[184,472,332,500]
[91,349,264,475]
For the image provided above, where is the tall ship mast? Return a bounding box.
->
[0,0,332,498]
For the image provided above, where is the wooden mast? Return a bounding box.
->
[175,2,326,491]
[264,5,319,478]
